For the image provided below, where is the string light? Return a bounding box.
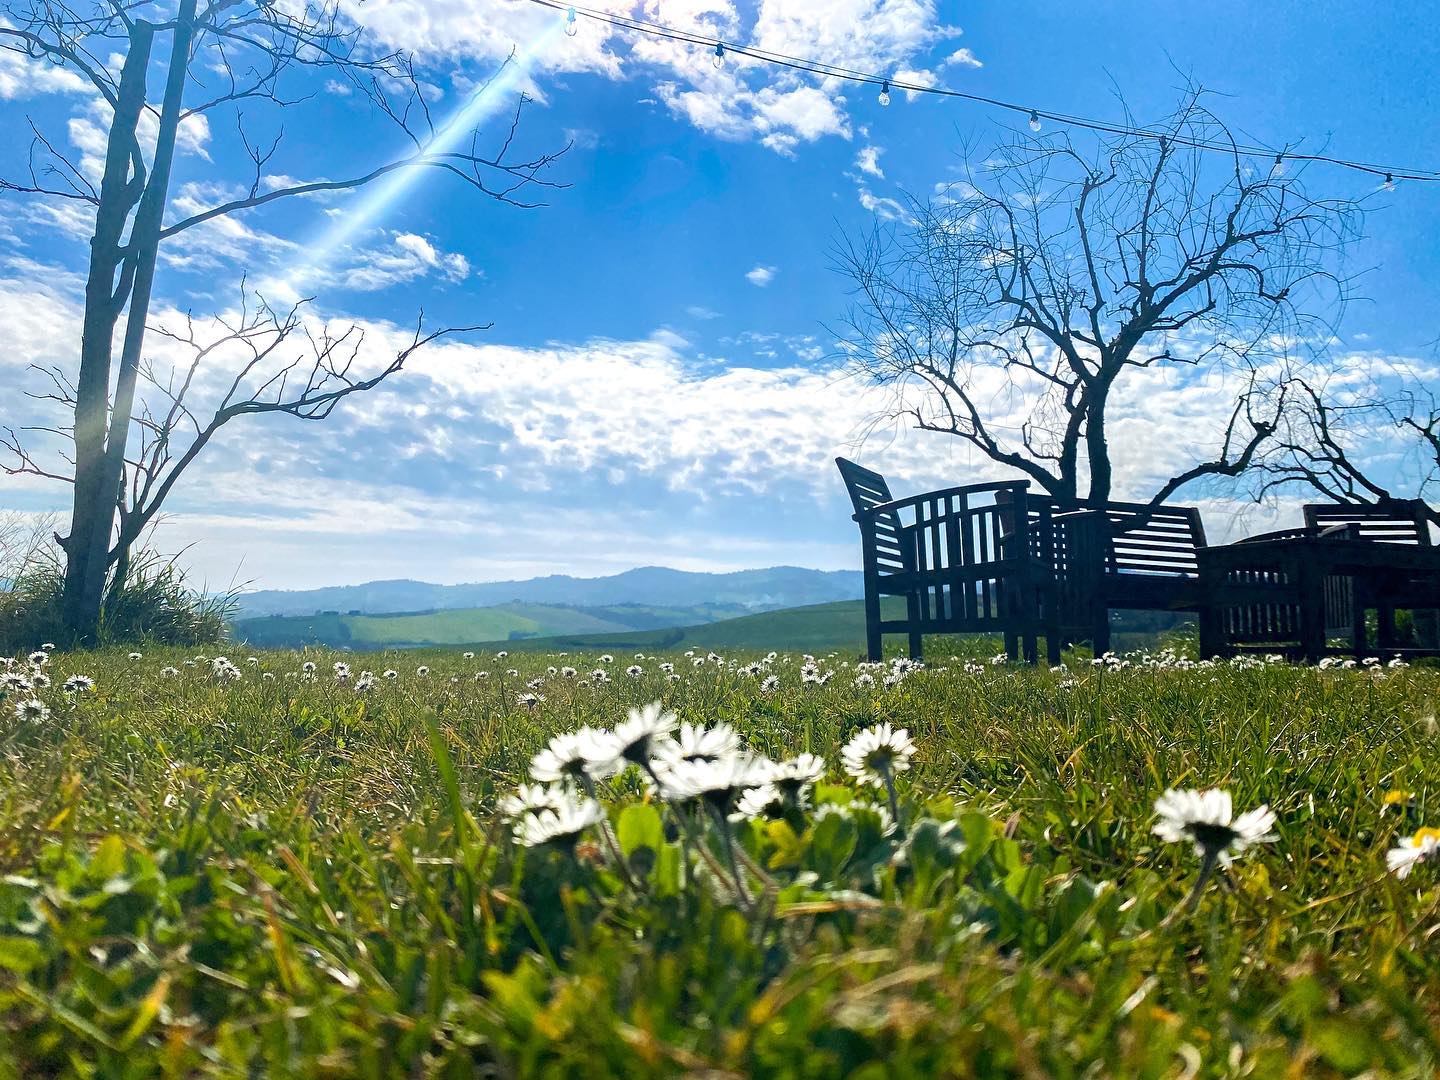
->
[1382,173,1397,192]
[878,79,891,107]
[565,6,577,37]
[536,0,1440,186]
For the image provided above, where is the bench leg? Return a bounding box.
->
[1003,631,1018,661]
[906,590,923,661]
[1377,603,1398,652]
[1045,629,1061,666]
[864,588,882,662]
[1022,632,1038,665]
[1093,613,1111,656]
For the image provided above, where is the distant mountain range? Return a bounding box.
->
[232,566,865,620]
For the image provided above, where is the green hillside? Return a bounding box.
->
[466,597,913,654]
[231,601,753,649]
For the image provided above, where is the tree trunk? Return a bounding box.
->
[93,0,199,590]
[1084,382,1113,503]
[61,22,155,644]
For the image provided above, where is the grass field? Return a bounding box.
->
[232,602,755,649]
[1,644,1438,1076]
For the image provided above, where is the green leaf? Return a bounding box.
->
[615,804,663,858]
[764,820,806,869]
[0,935,43,975]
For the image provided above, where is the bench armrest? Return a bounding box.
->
[852,480,1030,522]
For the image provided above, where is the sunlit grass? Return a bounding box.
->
[1,645,1437,1076]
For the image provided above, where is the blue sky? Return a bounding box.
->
[2,1,1438,590]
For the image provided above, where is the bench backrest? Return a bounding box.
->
[1034,498,1207,577]
[1302,500,1434,546]
[835,457,908,574]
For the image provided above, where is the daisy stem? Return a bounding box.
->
[882,767,901,831]
[1182,848,1219,915]
[581,776,640,893]
[710,805,753,911]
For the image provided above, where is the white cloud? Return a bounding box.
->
[64,95,213,183]
[857,187,910,222]
[336,231,471,291]
[0,47,90,99]
[746,264,776,286]
[941,47,982,68]
[855,144,884,178]
[340,0,959,156]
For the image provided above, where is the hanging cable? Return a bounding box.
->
[524,0,1440,184]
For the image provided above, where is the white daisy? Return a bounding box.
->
[1387,827,1440,880]
[1,672,32,692]
[14,698,49,723]
[655,751,772,811]
[651,721,741,768]
[513,792,606,848]
[770,753,826,799]
[1152,788,1277,867]
[841,723,916,788]
[733,783,785,821]
[516,692,545,709]
[596,701,678,774]
[63,674,95,693]
[529,728,611,786]
[500,783,564,820]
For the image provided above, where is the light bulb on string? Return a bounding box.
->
[878,80,891,107]
[1028,110,1042,133]
[713,42,725,69]
[564,6,577,37]
[1271,153,1286,177]
[1382,173,1396,192]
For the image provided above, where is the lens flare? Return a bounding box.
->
[267,21,565,303]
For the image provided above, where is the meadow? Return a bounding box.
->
[1,643,1438,1077]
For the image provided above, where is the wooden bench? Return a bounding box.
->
[1302,500,1434,546]
[836,458,1060,663]
[1029,498,1209,653]
[1302,500,1439,651]
[837,459,1209,661]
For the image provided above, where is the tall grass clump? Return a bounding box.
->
[0,517,231,651]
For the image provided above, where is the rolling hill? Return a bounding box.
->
[231,601,758,649]
[448,598,914,655]
[233,566,864,619]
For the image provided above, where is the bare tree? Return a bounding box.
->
[836,88,1362,505]
[5,293,468,592]
[1249,371,1440,525]
[1,0,565,641]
